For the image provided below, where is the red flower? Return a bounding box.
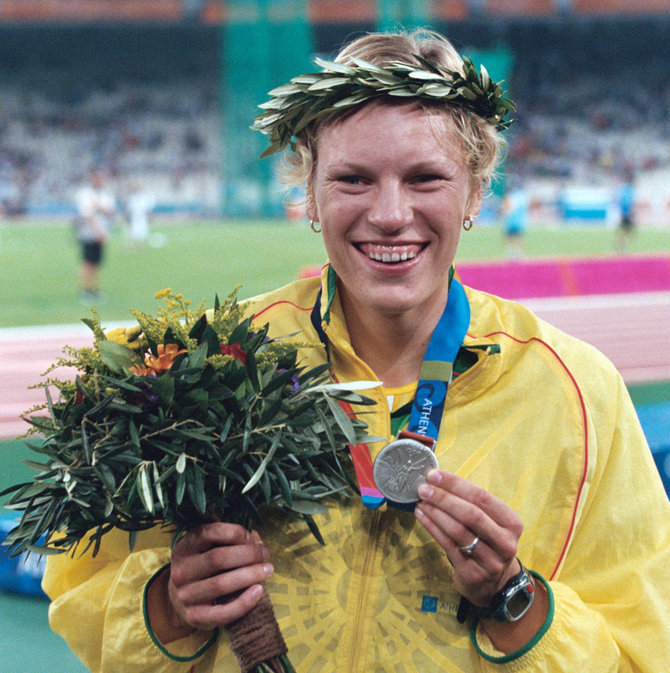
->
[220,343,247,365]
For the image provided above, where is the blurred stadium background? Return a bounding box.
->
[0,2,669,671]
[0,0,668,220]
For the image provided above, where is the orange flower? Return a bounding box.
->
[132,343,186,376]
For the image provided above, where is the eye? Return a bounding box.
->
[413,174,442,184]
[339,175,363,185]
[332,174,369,192]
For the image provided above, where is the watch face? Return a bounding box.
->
[474,565,535,622]
[506,589,532,620]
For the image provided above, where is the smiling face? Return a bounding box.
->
[308,102,481,324]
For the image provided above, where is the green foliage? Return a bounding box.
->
[1,290,378,557]
[253,55,515,156]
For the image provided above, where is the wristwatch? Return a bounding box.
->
[472,561,535,622]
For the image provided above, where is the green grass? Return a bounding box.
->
[1,218,328,328]
[2,217,670,328]
[458,222,670,260]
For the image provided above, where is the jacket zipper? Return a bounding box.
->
[347,509,383,672]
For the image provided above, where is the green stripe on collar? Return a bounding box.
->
[322,264,338,324]
[323,264,456,326]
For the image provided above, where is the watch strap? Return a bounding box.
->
[470,560,535,623]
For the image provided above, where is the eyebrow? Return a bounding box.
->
[326,158,460,175]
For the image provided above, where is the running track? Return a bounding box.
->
[2,292,670,440]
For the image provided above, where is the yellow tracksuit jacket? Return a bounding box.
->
[43,265,670,673]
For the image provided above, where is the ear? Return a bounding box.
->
[305,181,318,222]
[466,182,483,218]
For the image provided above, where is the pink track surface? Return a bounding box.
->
[1,331,93,439]
[457,254,670,299]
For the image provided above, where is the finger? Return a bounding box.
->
[171,541,271,587]
[415,503,520,604]
[174,523,253,557]
[414,498,494,565]
[175,561,275,606]
[416,493,517,565]
[426,470,522,532]
[415,501,468,559]
[180,584,266,630]
[420,474,521,552]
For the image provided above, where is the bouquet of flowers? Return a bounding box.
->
[1,289,377,673]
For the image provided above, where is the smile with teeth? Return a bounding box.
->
[358,243,423,264]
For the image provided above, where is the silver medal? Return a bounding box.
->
[372,437,438,504]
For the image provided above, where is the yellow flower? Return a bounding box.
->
[105,325,146,352]
[105,327,128,345]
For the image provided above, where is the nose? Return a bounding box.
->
[367,179,413,232]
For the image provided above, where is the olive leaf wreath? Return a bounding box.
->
[253,54,515,157]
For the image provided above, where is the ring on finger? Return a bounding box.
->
[459,536,480,557]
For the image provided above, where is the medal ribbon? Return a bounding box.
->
[408,277,470,440]
[310,275,471,509]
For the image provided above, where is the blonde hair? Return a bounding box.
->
[278,30,505,194]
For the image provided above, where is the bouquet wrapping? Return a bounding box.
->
[1,289,378,673]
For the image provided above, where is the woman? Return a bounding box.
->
[43,31,670,672]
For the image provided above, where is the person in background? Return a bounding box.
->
[73,168,117,302]
[44,30,670,673]
[500,177,529,257]
[125,181,157,247]
[614,168,636,253]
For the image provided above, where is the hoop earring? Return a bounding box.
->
[310,219,321,233]
[463,216,474,231]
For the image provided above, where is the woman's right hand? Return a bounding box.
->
[147,523,274,643]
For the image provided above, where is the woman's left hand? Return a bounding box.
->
[415,468,524,607]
